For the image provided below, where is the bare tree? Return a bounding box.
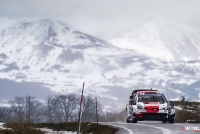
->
[3,94,105,123]
[0,107,5,121]
[43,95,57,123]
[54,94,79,122]
[28,97,44,123]
[8,96,27,123]
[81,96,103,122]
[181,95,186,102]
[0,107,13,123]
[104,111,117,121]
[8,96,44,123]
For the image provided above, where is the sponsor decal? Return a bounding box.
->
[181,126,200,132]
[145,104,159,106]
[163,110,168,113]
[139,93,164,96]
[169,109,175,115]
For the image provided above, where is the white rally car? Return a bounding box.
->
[126,89,175,123]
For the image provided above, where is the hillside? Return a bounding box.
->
[0,17,200,111]
[109,19,200,61]
[173,101,200,123]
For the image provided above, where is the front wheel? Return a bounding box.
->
[126,119,131,123]
[132,120,137,123]
[132,117,137,123]
[126,108,130,123]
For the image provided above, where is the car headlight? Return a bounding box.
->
[137,104,144,109]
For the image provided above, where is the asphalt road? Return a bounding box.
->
[101,121,200,134]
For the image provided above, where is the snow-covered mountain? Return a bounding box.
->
[109,20,200,61]
[0,17,200,111]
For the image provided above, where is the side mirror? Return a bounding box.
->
[129,96,136,105]
[129,100,136,105]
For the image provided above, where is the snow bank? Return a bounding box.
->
[39,128,76,134]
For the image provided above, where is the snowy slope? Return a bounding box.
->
[0,17,200,110]
[0,17,131,97]
[109,20,200,61]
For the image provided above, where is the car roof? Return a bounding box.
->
[132,89,158,94]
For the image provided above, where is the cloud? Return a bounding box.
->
[0,0,200,40]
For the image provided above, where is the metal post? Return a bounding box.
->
[77,83,84,134]
[28,97,31,125]
[95,97,98,128]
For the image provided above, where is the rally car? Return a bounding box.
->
[126,89,175,123]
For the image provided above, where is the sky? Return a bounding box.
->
[0,0,200,110]
[0,0,200,40]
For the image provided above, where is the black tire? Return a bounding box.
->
[162,121,167,123]
[126,119,131,123]
[126,108,131,123]
[169,119,174,123]
[132,118,137,123]
[132,114,137,123]
[132,120,137,123]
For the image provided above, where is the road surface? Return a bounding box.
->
[101,121,200,134]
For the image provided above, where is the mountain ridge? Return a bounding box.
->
[0,17,200,111]
[109,19,200,61]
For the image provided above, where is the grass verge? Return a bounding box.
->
[32,122,118,134]
[0,122,118,134]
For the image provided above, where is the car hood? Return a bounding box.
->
[137,102,167,109]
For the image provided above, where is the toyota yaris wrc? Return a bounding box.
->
[126,89,175,123]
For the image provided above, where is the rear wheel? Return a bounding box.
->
[162,121,167,123]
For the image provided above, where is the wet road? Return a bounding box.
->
[101,121,200,134]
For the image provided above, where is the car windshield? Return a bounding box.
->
[138,94,167,102]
